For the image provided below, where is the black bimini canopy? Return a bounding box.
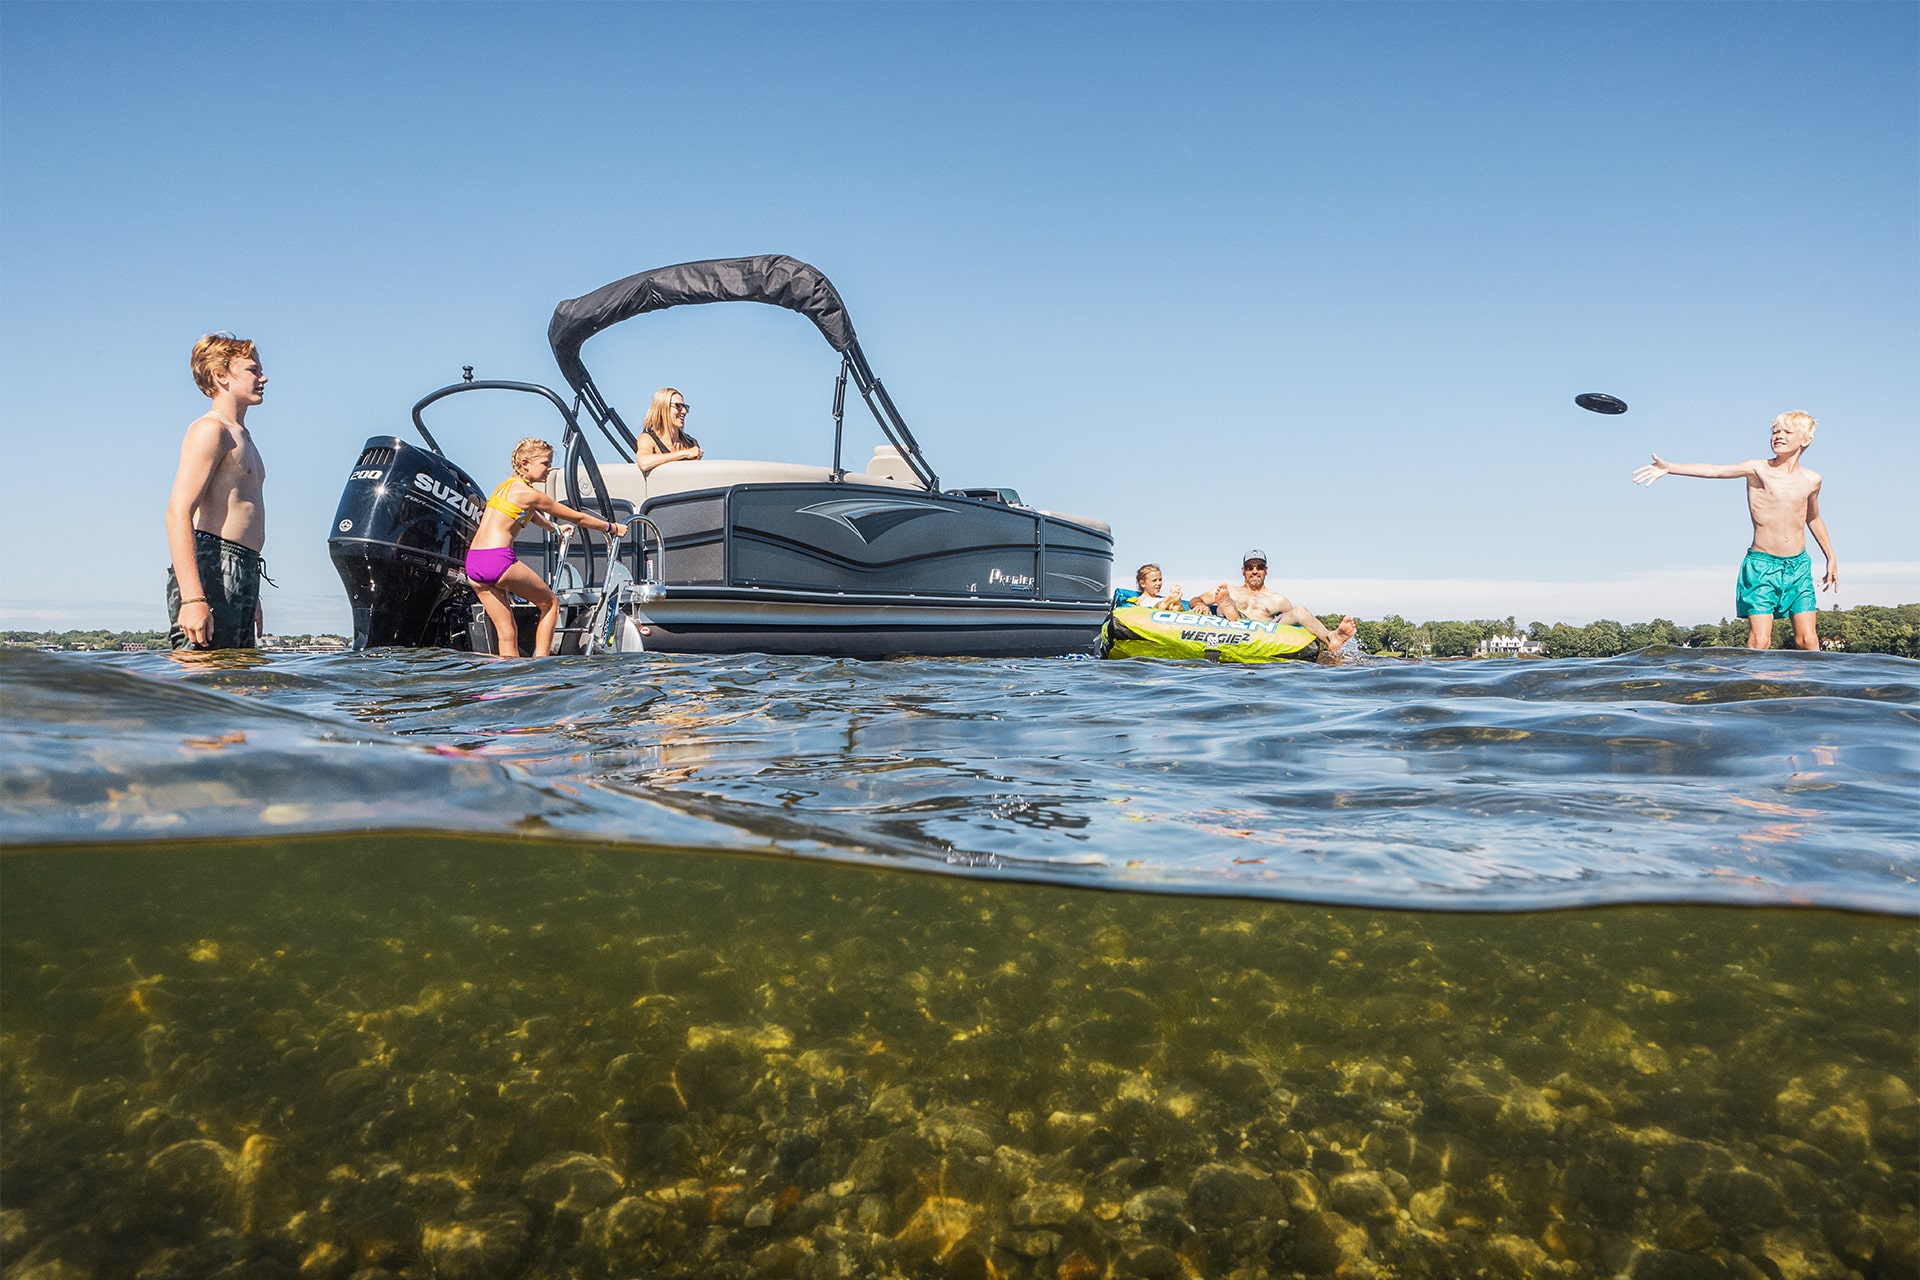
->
[545,254,938,491]
[548,255,856,394]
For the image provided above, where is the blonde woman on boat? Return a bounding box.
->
[465,437,627,658]
[635,387,704,475]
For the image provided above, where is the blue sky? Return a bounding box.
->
[3,2,1914,633]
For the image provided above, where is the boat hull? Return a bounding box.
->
[608,587,1108,658]
[595,481,1113,657]
[330,442,1116,658]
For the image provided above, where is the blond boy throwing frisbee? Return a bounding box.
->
[1633,411,1837,650]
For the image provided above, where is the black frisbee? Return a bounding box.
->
[1575,392,1629,415]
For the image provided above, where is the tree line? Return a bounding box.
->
[1335,603,1920,659]
[7,606,1917,659]
[1,630,344,651]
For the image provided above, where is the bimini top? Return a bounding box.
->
[547,255,857,394]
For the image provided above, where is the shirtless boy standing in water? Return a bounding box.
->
[165,334,268,649]
[1193,549,1359,662]
[1633,411,1837,650]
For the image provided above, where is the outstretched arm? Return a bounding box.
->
[1807,487,1838,591]
[526,491,627,538]
[1633,455,1758,486]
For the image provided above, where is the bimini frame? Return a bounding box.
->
[545,254,941,492]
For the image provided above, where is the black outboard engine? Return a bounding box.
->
[329,437,484,649]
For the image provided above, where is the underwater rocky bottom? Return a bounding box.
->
[1,835,1913,1280]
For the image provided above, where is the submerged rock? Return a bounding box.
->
[1186,1162,1282,1227]
[994,1228,1063,1259]
[1773,1068,1884,1161]
[920,1104,998,1157]
[1292,1210,1370,1275]
[1692,1167,1786,1230]
[295,1240,352,1280]
[892,1196,980,1264]
[748,1238,808,1277]
[421,1203,532,1280]
[1122,1185,1186,1227]
[1358,1124,1414,1171]
[519,1152,624,1216]
[1874,1213,1920,1279]
[1406,1184,1454,1230]
[1653,1204,1719,1252]
[145,1139,239,1217]
[1116,1240,1183,1277]
[1009,1183,1084,1229]
[600,1195,668,1247]
[1627,1247,1733,1279]
[868,1083,919,1124]
[1803,1104,1873,1162]
[1742,1227,1851,1280]
[1327,1171,1398,1222]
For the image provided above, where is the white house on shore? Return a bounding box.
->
[1475,632,1546,658]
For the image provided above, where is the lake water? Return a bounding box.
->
[2,646,1915,1279]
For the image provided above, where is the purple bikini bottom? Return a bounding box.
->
[464,546,516,585]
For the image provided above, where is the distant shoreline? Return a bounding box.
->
[9,604,1916,659]
[4,630,348,654]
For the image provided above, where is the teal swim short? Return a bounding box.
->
[1735,548,1816,619]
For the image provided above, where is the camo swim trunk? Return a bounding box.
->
[168,530,264,650]
[1734,548,1816,619]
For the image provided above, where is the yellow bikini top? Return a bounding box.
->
[487,478,530,523]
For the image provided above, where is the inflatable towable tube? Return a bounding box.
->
[1101,605,1321,663]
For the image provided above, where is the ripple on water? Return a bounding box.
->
[3,644,1917,912]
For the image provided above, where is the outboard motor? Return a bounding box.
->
[329,436,484,649]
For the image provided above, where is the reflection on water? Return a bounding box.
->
[4,836,1914,1279]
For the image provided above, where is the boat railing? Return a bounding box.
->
[546,514,665,600]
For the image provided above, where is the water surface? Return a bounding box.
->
[5,646,1916,911]
[2,646,1915,1278]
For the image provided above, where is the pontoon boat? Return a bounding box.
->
[328,256,1114,658]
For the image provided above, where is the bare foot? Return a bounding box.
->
[1316,615,1359,665]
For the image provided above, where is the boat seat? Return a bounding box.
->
[645,458,837,500]
[573,456,932,508]
[558,463,645,509]
[1038,510,1112,535]
[864,445,930,489]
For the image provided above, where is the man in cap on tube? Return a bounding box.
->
[1193,550,1358,662]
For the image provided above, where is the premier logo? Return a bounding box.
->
[412,473,482,524]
